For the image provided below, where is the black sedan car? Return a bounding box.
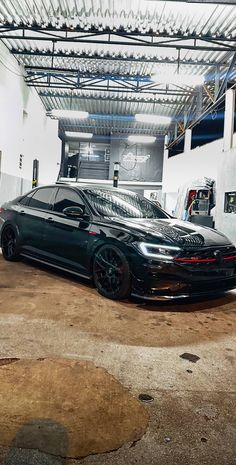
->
[1,183,236,301]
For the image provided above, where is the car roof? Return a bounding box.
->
[38,182,137,196]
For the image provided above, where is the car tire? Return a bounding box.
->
[93,244,131,300]
[1,226,21,261]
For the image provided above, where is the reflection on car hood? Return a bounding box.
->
[110,217,231,247]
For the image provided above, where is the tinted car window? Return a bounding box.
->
[28,188,55,210]
[19,192,34,206]
[53,188,85,213]
[84,188,169,219]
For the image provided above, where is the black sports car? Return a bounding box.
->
[1,183,236,301]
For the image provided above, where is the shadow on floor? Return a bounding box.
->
[132,292,236,313]
[4,419,68,465]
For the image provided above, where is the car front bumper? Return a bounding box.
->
[131,255,236,300]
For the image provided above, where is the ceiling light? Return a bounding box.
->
[128,135,156,144]
[135,114,171,125]
[152,73,205,87]
[50,110,89,119]
[65,132,93,139]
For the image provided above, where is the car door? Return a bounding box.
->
[16,187,56,258]
[43,187,91,275]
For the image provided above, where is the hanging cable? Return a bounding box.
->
[0,56,24,77]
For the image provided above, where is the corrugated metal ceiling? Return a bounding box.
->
[0,0,235,136]
[0,0,235,35]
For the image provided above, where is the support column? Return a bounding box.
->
[214,65,220,100]
[184,129,192,152]
[163,134,169,163]
[196,85,203,119]
[184,108,188,128]
[59,140,69,178]
[174,123,178,140]
[223,88,235,152]
[161,134,169,210]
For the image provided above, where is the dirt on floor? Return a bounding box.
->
[0,358,148,458]
[0,258,235,348]
[0,256,235,465]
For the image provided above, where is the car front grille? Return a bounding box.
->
[177,245,236,262]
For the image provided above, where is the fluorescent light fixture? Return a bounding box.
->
[135,114,171,125]
[152,73,205,87]
[128,135,156,144]
[50,110,89,119]
[65,131,93,139]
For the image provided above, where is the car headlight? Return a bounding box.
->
[136,242,181,261]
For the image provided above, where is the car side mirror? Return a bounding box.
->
[63,205,85,218]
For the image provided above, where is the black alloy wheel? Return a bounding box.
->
[93,244,131,300]
[1,227,20,261]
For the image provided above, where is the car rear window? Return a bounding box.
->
[28,188,55,210]
[18,192,34,206]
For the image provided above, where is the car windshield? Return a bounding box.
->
[83,188,169,219]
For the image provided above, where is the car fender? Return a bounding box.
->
[0,220,21,242]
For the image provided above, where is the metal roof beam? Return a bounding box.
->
[26,69,153,83]
[167,81,236,150]
[27,80,194,96]
[0,23,235,42]
[25,68,230,99]
[59,123,167,134]
[216,52,236,99]
[25,71,196,95]
[0,30,235,52]
[12,49,221,67]
[39,91,181,105]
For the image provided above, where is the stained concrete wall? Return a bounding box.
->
[0,41,61,204]
[162,134,236,245]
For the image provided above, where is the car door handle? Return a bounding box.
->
[45,217,54,223]
[19,210,25,215]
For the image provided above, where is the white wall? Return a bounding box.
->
[0,41,61,203]
[162,138,222,194]
[215,146,236,244]
[162,134,236,244]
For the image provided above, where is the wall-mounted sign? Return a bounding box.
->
[19,154,24,170]
[224,192,236,214]
[122,152,150,164]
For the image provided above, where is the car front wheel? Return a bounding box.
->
[1,226,20,261]
[93,244,131,300]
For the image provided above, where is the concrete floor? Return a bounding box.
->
[0,255,235,465]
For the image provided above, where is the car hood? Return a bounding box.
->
[110,217,231,247]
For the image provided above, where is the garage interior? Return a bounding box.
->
[0,1,236,464]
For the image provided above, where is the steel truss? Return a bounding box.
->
[25,70,201,96]
[59,122,167,135]
[12,49,223,68]
[0,24,235,53]
[1,23,234,140]
[26,70,159,84]
[39,91,183,106]
[217,52,236,98]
